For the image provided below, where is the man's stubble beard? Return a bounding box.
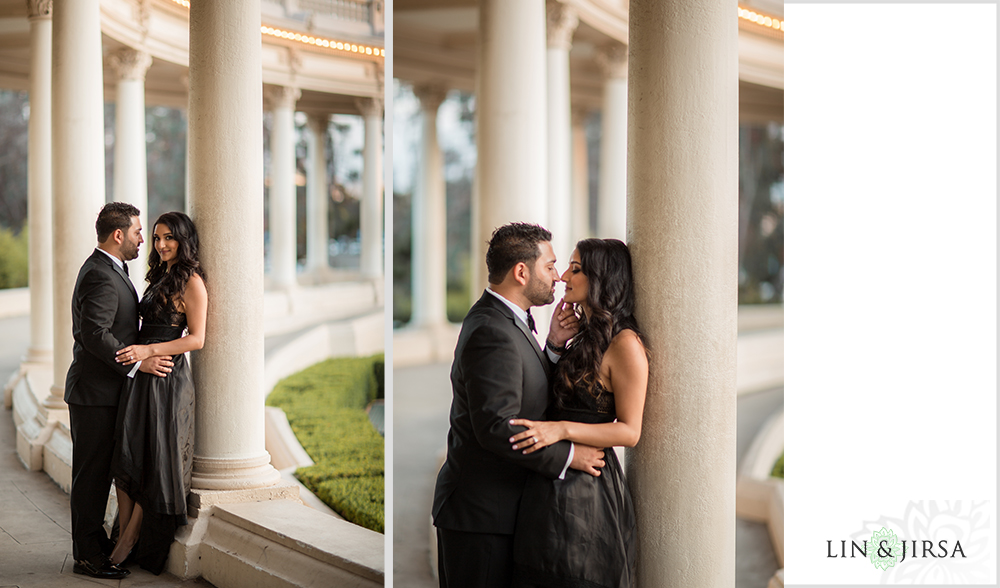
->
[525,270,554,307]
[121,237,140,261]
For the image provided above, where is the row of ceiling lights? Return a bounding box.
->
[168,1,778,55]
[168,0,385,59]
[738,6,784,31]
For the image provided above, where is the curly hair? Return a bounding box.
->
[554,239,644,406]
[144,212,206,311]
[485,223,552,285]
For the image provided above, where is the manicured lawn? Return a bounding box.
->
[266,354,385,532]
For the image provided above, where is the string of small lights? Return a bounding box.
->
[168,0,385,59]
[261,25,385,58]
[167,0,777,52]
[738,6,784,32]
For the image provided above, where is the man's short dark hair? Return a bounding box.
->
[485,222,552,285]
[96,202,140,242]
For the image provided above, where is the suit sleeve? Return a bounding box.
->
[461,321,572,479]
[77,267,133,378]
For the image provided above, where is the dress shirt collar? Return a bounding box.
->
[486,287,530,328]
[96,247,125,271]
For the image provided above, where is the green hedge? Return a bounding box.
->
[771,452,784,479]
[267,354,385,533]
[0,226,28,289]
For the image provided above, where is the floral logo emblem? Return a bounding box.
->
[870,527,903,570]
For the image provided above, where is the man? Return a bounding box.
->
[64,202,173,580]
[432,223,607,587]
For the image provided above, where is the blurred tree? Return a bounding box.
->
[0,226,28,288]
[0,90,29,231]
[738,123,784,304]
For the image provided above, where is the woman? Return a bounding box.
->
[509,238,649,588]
[110,211,207,574]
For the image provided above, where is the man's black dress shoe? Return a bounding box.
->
[73,556,130,579]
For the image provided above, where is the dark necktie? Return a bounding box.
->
[123,263,129,276]
[526,310,536,334]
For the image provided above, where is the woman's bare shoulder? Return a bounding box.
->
[185,272,206,292]
[609,329,645,355]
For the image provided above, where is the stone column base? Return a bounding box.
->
[7,361,67,476]
[3,358,51,409]
[169,486,384,587]
[188,481,299,514]
[191,454,283,491]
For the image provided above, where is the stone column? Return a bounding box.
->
[109,47,152,295]
[625,1,737,586]
[357,97,383,278]
[597,42,628,241]
[570,107,590,244]
[50,0,105,410]
[545,0,577,264]
[305,113,330,273]
[474,0,548,289]
[25,0,53,366]
[188,0,280,491]
[265,85,300,289]
[411,85,447,327]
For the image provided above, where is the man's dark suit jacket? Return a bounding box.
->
[64,249,139,406]
[432,291,572,535]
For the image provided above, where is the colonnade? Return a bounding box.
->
[19,0,384,404]
[406,0,629,327]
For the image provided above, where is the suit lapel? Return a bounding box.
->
[480,292,550,374]
[94,249,138,300]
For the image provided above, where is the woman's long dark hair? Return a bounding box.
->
[555,238,644,406]
[144,212,206,311]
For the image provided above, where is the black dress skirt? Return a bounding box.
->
[512,385,636,588]
[111,289,194,575]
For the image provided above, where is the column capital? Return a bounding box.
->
[546,0,579,51]
[306,112,330,135]
[356,96,383,119]
[596,41,628,79]
[27,0,51,20]
[107,47,152,82]
[413,84,448,113]
[264,84,301,110]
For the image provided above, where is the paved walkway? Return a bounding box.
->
[393,361,783,588]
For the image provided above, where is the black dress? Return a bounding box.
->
[111,286,195,575]
[512,384,636,588]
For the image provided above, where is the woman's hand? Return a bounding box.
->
[116,344,153,365]
[509,419,568,454]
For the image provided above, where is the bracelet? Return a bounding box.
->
[545,340,567,354]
